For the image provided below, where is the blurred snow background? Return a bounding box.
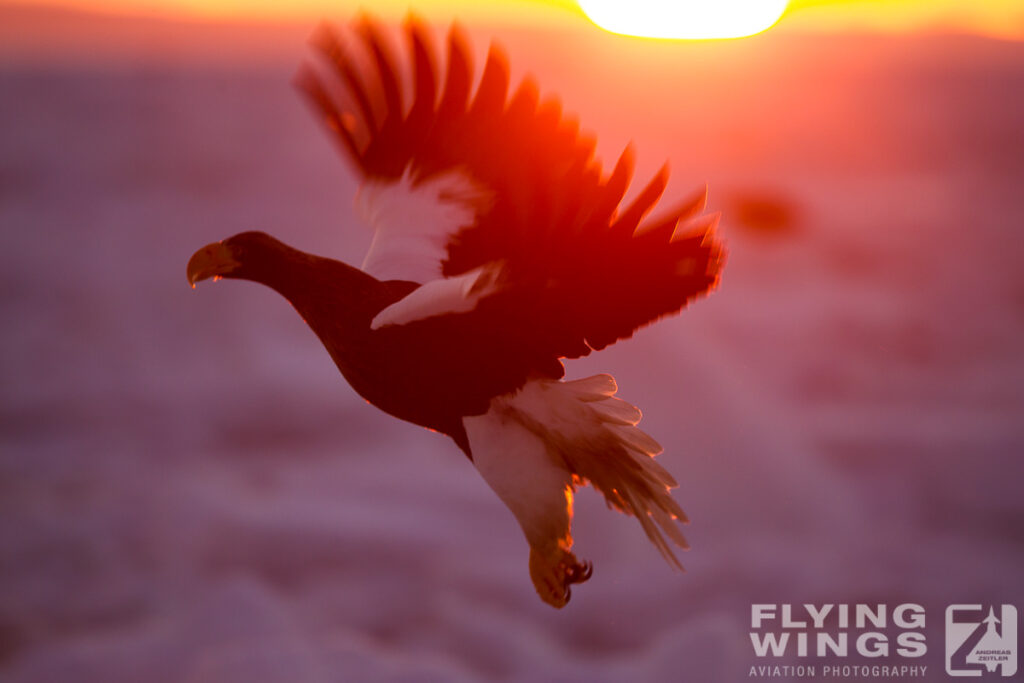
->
[1,10,1023,682]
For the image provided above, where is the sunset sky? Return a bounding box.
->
[3,0,1024,40]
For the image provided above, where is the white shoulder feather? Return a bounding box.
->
[370,261,504,330]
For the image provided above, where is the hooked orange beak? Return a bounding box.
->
[187,241,240,287]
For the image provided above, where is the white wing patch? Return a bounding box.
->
[356,166,491,284]
[370,261,504,330]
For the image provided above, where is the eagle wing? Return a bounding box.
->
[295,16,723,361]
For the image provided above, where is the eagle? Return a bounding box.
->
[186,16,723,608]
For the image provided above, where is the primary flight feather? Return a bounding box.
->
[187,16,724,608]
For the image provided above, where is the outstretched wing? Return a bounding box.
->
[295,16,723,360]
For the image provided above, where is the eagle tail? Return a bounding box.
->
[463,374,688,608]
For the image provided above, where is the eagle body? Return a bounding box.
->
[200,233,535,450]
[187,17,723,607]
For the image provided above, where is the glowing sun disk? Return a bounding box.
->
[578,0,790,40]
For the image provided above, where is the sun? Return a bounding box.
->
[578,0,790,40]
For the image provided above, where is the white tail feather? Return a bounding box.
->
[464,375,689,576]
[590,398,642,425]
[559,373,618,401]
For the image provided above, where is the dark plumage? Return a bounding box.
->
[187,16,724,608]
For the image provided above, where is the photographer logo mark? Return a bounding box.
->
[946,605,1017,677]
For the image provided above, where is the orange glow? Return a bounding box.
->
[783,0,1024,41]
[579,0,789,40]
[5,0,1022,40]
[1,0,585,23]
[1,0,1022,60]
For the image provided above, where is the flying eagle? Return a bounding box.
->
[186,16,723,608]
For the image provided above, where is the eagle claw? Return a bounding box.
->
[530,549,594,609]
